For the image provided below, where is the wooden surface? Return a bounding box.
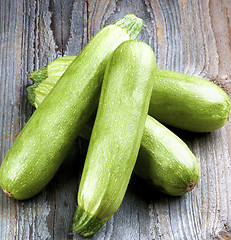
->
[0,0,231,239]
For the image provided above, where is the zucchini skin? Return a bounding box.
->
[0,15,143,200]
[135,115,199,196]
[29,57,231,132]
[73,40,156,236]
[149,69,231,132]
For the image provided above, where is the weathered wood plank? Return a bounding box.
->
[0,0,231,239]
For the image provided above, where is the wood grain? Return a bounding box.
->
[0,0,231,239]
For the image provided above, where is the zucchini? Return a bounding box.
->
[150,69,231,132]
[73,40,156,237]
[29,56,231,132]
[0,14,143,200]
[135,115,199,196]
[27,53,200,197]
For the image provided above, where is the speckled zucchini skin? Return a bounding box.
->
[149,69,231,132]
[0,15,143,200]
[73,40,156,237]
[135,115,199,196]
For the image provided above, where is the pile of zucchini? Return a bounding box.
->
[0,14,230,237]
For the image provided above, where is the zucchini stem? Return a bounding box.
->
[184,181,196,192]
[113,14,143,40]
[3,189,13,198]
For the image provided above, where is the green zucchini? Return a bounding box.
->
[135,115,199,196]
[73,40,156,237]
[27,52,200,197]
[0,14,143,200]
[150,69,231,132]
[29,56,231,132]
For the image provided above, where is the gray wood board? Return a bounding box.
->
[0,0,231,239]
